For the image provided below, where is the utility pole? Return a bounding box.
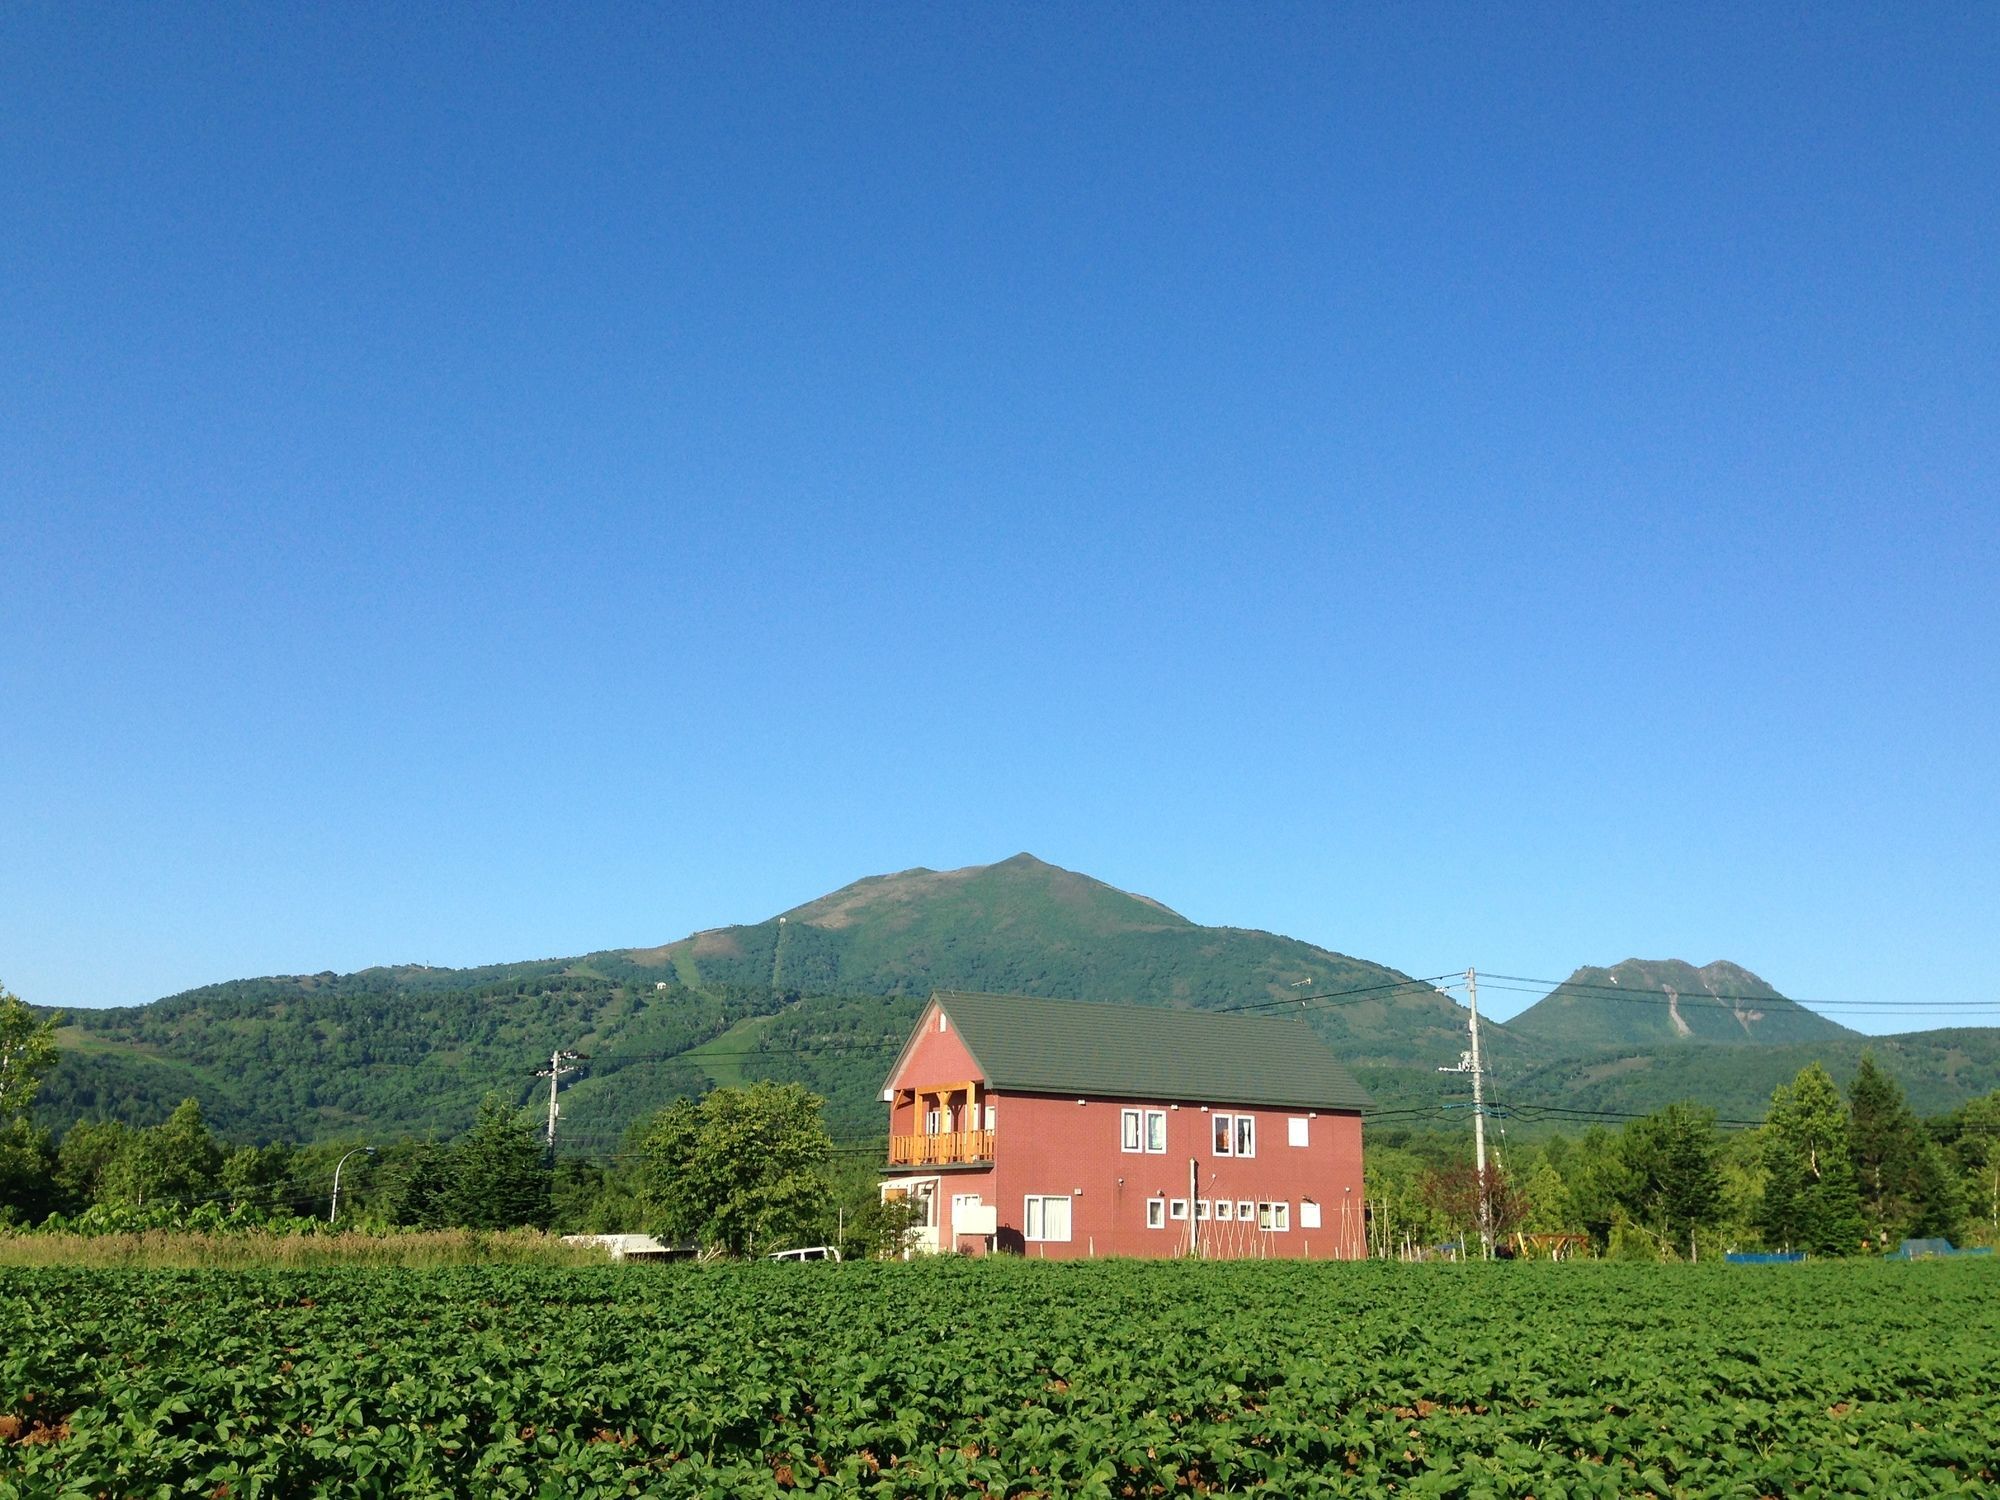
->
[1438,968,1491,1257]
[531,1048,587,1152]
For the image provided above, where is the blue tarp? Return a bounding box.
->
[1725,1252,1804,1264]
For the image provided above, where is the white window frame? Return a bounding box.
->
[1195,1198,1211,1220]
[1215,1199,1234,1221]
[1237,1199,1254,1221]
[1288,1117,1310,1148]
[1235,1115,1257,1158]
[1024,1195,1072,1242]
[1212,1112,1233,1156]
[1169,1198,1189,1221]
[1121,1108,1143,1152]
[924,1107,943,1135]
[1299,1199,1322,1230]
[1145,1197,1166,1229]
[1143,1109,1167,1153]
[1256,1201,1289,1232]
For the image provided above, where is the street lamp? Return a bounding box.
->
[329,1146,376,1223]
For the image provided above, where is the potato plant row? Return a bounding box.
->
[3,1258,1996,1497]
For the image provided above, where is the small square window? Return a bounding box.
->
[1169,1198,1188,1221]
[1195,1198,1210,1220]
[1287,1117,1310,1148]
[1215,1199,1234,1221]
[1146,1198,1166,1229]
[1300,1199,1322,1229]
[1237,1199,1254,1220]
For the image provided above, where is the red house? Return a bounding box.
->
[879,991,1370,1259]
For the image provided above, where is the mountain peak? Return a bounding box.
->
[777,854,1189,932]
[1506,958,1854,1047]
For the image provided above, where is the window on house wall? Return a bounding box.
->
[1194,1199,1210,1220]
[1145,1198,1166,1229]
[1288,1117,1310,1147]
[1212,1114,1233,1155]
[1144,1109,1167,1153]
[1215,1199,1234,1221]
[1121,1108,1142,1152]
[983,1104,996,1130]
[924,1108,943,1135]
[1300,1200,1322,1229]
[1235,1116,1256,1157]
[1237,1199,1254,1221]
[1169,1199,1188,1221]
[1024,1196,1072,1242]
[1256,1201,1290,1232]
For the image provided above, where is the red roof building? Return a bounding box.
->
[879,991,1370,1259]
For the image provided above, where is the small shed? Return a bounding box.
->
[561,1233,690,1262]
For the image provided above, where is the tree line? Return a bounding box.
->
[8,982,1997,1258]
[1367,1058,2000,1257]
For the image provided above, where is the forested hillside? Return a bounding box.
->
[26,855,2000,1146]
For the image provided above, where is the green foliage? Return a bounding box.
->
[638,1082,832,1255]
[0,1117,57,1225]
[97,1098,224,1210]
[3,1260,1998,1494]
[0,981,60,1119]
[1848,1053,1960,1244]
[1617,1102,1724,1247]
[442,1097,553,1231]
[1762,1064,1867,1255]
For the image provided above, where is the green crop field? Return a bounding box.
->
[3,1259,1995,1497]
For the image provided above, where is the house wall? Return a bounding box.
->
[989,1093,1364,1260]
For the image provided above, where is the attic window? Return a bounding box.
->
[938,1013,949,1032]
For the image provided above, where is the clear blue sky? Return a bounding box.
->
[3,5,1994,1030]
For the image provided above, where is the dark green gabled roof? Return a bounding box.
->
[909,991,1371,1113]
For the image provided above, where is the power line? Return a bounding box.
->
[1217,974,1460,1015]
[1476,973,1997,1013]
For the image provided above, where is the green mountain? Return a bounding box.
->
[1503,959,1857,1050]
[1490,1029,2000,1124]
[33,855,1471,1145]
[30,861,1998,1148]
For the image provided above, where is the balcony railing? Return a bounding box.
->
[888,1128,995,1167]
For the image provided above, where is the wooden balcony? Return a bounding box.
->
[889,1128,995,1167]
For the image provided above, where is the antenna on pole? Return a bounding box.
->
[530,1047,588,1152]
[1437,968,1491,1257]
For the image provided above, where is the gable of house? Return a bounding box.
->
[889,991,1371,1112]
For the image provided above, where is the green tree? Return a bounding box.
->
[1847,1054,1958,1245]
[222,1142,296,1211]
[380,1141,455,1229]
[1618,1102,1724,1251]
[1935,1090,2000,1241]
[0,983,60,1119]
[1559,1126,1637,1247]
[1762,1063,1865,1256]
[639,1082,832,1256]
[442,1096,552,1230]
[0,1116,57,1224]
[100,1098,224,1209]
[53,1119,129,1212]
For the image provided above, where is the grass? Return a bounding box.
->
[0,1228,605,1269]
